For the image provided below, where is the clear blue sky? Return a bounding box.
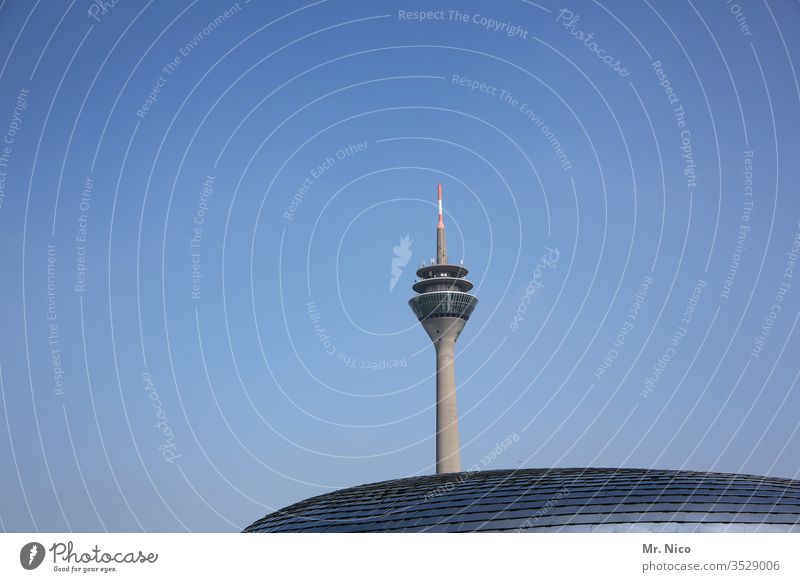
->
[0,0,799,532]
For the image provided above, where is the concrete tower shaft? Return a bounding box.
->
[408,184,478,474]
[421,316,465,474]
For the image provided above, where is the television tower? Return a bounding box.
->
[409,184,478,474]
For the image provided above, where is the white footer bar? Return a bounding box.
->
[1,533,797,581]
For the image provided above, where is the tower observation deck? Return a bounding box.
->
[409,184,478,474]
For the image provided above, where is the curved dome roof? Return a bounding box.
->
[244,468,800,533]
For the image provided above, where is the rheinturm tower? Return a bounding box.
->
[409,184,478,474]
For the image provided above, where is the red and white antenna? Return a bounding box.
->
[438,183,444,228]
[436,183,447,264]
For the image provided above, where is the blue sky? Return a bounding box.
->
[0,0,799,532]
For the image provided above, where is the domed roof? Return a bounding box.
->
[244,467,800,532]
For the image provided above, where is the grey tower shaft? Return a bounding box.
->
[422,317,465,474]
